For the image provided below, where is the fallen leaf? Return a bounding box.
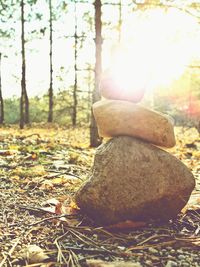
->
[70,200,80,211]
[51,177,67,185]
[41,198,60,206]
[39,198,80,226]
[0,149,18,156]
[182,193,200,213]
[104,220,146,231]
[21,245,49,264]
[39,181,54,191]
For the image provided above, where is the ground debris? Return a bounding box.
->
[0,126,200,267]
[85,259,142,267]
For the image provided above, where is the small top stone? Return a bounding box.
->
[93,99,176,148]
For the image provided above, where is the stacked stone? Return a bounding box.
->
[75,73,195,225]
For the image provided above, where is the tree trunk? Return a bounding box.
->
[87,69,92,123]
[24,88,29,124]
[48,0,53,123]
[118,0,122,42]
[0,53,4,124]
[20,0,26,129]
[72,0,78,126]
[90,0,102,147]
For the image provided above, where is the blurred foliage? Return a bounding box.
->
[4,90,91,126]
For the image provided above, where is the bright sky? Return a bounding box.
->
[108,8,200,95]
[1,2,200,98]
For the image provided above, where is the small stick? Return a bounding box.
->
[45,170,83,180]
[127,240,176,251]
[27,214,75,226]
[0,237,21,267]
[19,133,41,140]
[61,246,140,258]
[137,234,170,246]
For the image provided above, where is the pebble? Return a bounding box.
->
[148,247,158,254]
[166,247,173,250]
[165,260,178,267]
[145,260,152,266]
[177,255,186,260]
[177,249,183,254]
[167,255,175,260]
[180,263,190,267]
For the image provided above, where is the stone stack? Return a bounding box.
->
[75,72,195,225]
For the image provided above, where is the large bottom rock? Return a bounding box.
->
[75,137,195,225]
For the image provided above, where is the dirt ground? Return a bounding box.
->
[0,126,199,267]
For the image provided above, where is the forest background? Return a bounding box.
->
[0,0,200,146]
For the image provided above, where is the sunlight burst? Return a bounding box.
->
[109,8,200,95]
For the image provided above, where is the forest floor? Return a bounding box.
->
[0,125,199,267]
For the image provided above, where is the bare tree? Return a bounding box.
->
[90,0,102,147]
[72,0,78,126]
[20,0,29,128]
[48,0,53,122]
[0,53,4,124]
[118,0,122,42]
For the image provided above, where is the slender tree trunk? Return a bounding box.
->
[20,0,26,129]
[48,0,53,123]
[118,0,122,42]
[0,53,4,124]
[72,0,78,126]
[24,88,29,123]
[87,69,92,123]
[90,0,102,147]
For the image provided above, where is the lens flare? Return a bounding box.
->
[108,8,200,95]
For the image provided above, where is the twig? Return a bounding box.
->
[137,234,171,246]
[45,170,83,180]
[18,205,58,214]
[27,214,76,226]
[60,246,140,258]
[19,133,41,140]
[54,234,69,264]
[127,240,176,251]
[18,205,79,219]
[0,237,21,267]
[69,250,81,267]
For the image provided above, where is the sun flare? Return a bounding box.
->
[108,8,200,94]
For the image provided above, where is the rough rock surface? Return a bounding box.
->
[93,100,176,148]
[75,137,195,225]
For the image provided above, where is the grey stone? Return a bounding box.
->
[165,260,178,267]
[178,255,186,260]
[182,263,190,267]
[148,247,158,254]
[145,260,152,266]
[75,136,195,225]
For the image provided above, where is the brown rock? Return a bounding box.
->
[75,137,195,225]
[93,100,176,148]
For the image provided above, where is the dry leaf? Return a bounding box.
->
[70,200,80,211]
[0,149,18,156]
[21,245,49,264]
[39,198,80,226]
[39,180,54,190]
[104,220,146,231]
[41,198,60,206]
[51,177,68,185]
